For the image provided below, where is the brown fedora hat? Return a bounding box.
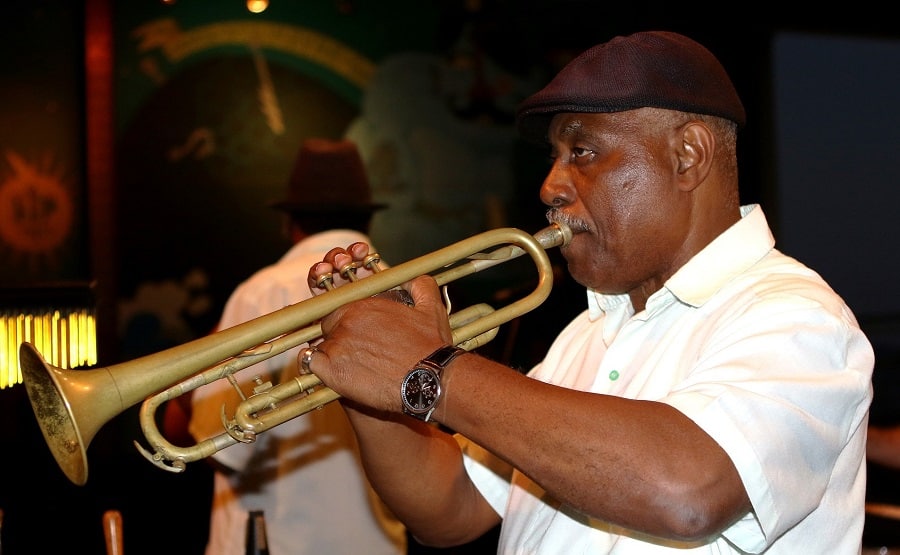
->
[269,138,386,214]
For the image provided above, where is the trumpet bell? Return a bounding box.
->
[20,341,96,485]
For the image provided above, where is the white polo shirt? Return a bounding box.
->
[463,205,874,554]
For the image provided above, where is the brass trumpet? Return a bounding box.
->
[20,223,572,486]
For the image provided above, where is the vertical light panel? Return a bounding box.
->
[0,283,98,388]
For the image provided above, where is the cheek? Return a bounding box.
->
[613,158,655,203]
[582,168,646,236]
[605,157,670,231]
[575,171,662,283]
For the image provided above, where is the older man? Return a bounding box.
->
[303,32,874,553]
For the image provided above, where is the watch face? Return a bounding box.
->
[402,367,440,414]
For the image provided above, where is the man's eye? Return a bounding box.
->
[572,147,592,158]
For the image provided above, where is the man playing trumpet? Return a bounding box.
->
[303,32,874,553]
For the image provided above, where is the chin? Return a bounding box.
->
[564,263,590,289]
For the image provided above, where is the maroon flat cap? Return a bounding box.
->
[516,31,746,143]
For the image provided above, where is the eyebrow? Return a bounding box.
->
[554,117,583,140]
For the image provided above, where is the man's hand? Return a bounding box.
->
[304,244,454,414]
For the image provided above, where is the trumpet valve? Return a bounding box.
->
[338,261,359,282]
[362,252,383,273]
[316,273,335,291]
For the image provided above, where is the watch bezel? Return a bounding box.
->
[401,345,466,422]
[401,365,442,417]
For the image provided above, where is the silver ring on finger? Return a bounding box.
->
[300,346,320,374]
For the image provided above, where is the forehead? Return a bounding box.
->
[547,108,677,143]
[547,111,635,141]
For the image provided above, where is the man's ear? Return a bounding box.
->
[675,121,714,191]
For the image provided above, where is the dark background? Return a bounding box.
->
[1,1,898,553]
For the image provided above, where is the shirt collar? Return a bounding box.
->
[587,204,774,319]
[666,204,774,307]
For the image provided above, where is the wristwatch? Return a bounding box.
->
[401,345,466,422]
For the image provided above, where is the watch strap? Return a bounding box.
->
[420,344,466,371]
